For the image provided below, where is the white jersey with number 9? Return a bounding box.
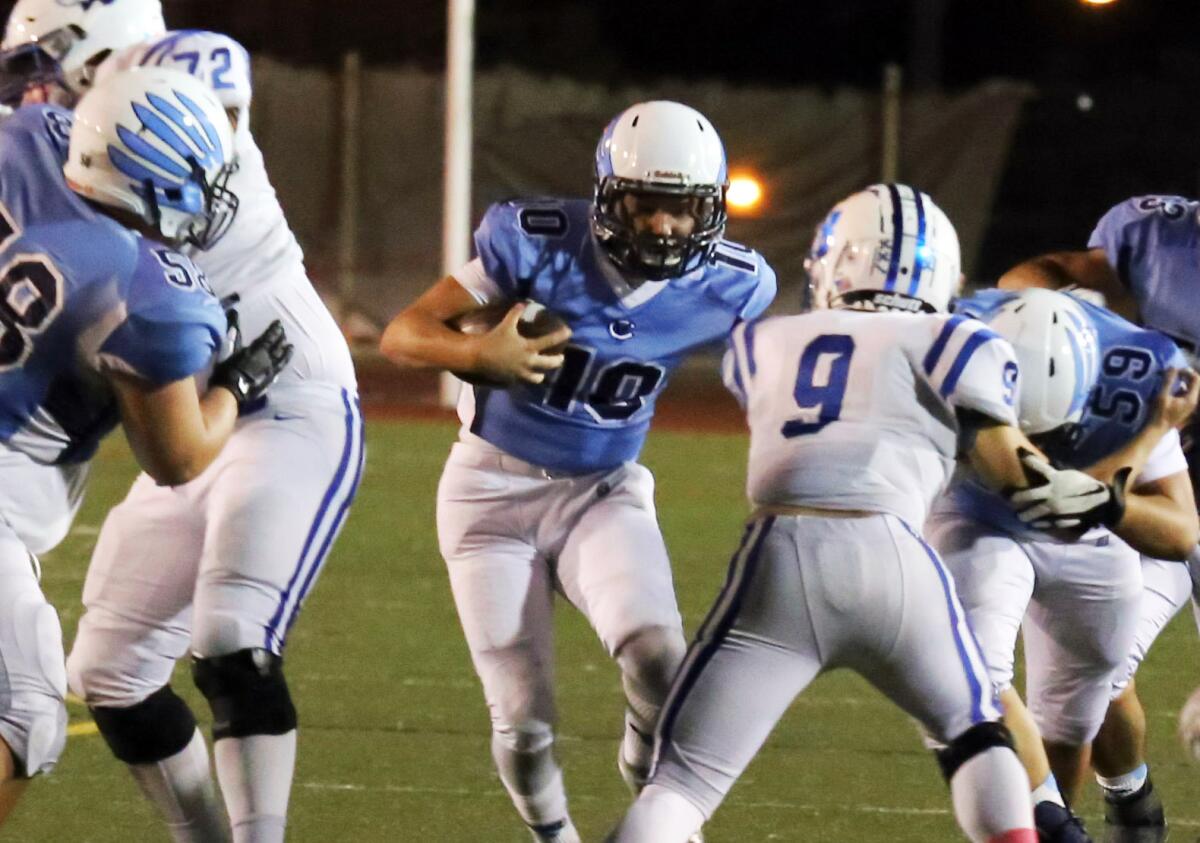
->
[724,308,1020,526]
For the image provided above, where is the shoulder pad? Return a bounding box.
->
[130,30,252,112]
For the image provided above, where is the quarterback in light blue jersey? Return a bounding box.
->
[0,67,291,826]
[1000,197,1200,841]
[382,100,775,843]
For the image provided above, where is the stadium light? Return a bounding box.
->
[727,173,764,216]
[1080,0,1117,5]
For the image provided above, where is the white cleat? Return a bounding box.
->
[687,832,705,843]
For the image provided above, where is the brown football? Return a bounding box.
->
[447,300,569,387]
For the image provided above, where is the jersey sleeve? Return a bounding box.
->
[920,315,1019,424]
[722,320,759,408]
[471,201,546,301]
[1135,428,1188,487]
[738,257,776,320]
[0,104,72,165]
[97,245,225,386]
[1087,197,1176,293]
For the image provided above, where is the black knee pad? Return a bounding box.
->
[936,721,1015,782]
[192,649,296,741]
[90,685,197,765]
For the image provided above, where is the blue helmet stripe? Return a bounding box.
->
[144,93,219,168]
[115,124,190,179]
[909,187,927,296]
[174,89,223,158]
[1063,319,1088,416]
[108,146,205,213]
[132,101,207,170]
[884,184,904,291]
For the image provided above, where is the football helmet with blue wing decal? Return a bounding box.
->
[806,184,960,313]
[0,0,164,106]
[986,288,1100,440]
[64,66,238,250]
[592,100,728,280]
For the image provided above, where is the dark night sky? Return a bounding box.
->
[128,1,1200,91]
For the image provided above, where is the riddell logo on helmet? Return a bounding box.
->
[651,170,686,182]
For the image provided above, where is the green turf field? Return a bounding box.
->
[8,418,1200,841]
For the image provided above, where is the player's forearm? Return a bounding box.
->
[1085,421,1169,484]
[997,256,1074,292]
[1111,492,1199,561]
[380,309,481,372]
[144,388,238,486]
[967,424,1041,491]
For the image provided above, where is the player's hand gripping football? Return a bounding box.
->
[473,302,572,385]
[1149,367,1200,431]
[1007,448,1129,531]
[210,310,294,406]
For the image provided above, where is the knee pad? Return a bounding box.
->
[0,587,68,777]
[90,685,197,765]
[192,649,296,741]
[936,721,1015,781]
[492,719,554,755]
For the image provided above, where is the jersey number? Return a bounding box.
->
[543,345,664,421]
[0,204,63,371]
[781,334,855,438]
[1088,346,1152,426]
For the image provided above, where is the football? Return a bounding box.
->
[1179,684,1200,762]
[446,300,569,387]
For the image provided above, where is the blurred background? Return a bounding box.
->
[8,0,1199,337]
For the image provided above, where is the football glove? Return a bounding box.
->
[210,311,294,406]
[1006,448,1129,531]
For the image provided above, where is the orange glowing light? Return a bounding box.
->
[1080,0,1117,5]
[727,174,764,215]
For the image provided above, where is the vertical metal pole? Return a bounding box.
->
[439,0,475,407]
[881,63,902,183]
[337,51,362,316]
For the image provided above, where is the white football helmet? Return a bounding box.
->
[0,0,164,105]
[64,67,238,250]
[986,288,1100,437]
[806,184,961,313]
[592,100,728,279]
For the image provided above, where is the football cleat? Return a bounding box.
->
[528,818,582,843]
[1102,778,1167,843]
[1034,800,1093,842]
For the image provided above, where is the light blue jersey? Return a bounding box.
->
[459,198,776,473]
[943,288,1186,535]
[0,105,225,465]
[1089,196,1200,363]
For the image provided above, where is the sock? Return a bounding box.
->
[949,746,1036,843]
[607,784,705,843]
[213,732,296,843]
[1031,773,1066,808]
[128,729,229,843]
[491,729,571,828]
[1096,763,1148,799]
[528,817,582,843]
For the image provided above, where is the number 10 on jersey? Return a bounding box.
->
[781,334,855,438]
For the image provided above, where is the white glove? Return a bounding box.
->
[1007,450,1126,530]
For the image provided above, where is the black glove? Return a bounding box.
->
[1006,448,1130,531]
[210,312,293,406]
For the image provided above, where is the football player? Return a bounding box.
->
[606,185,1125,843]
[0,67,290,824]
[929,287,1198,842]
[999,195,1200,842]
[0,2,362,841]
[380,100,776,842]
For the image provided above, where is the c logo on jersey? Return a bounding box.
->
[608,319,634,340]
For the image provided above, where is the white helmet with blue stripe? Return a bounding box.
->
[64,66,238,250]
[806,184,961,313]
[986,288,1100,438]
[0,0,165,106]
[592,100,728,280]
